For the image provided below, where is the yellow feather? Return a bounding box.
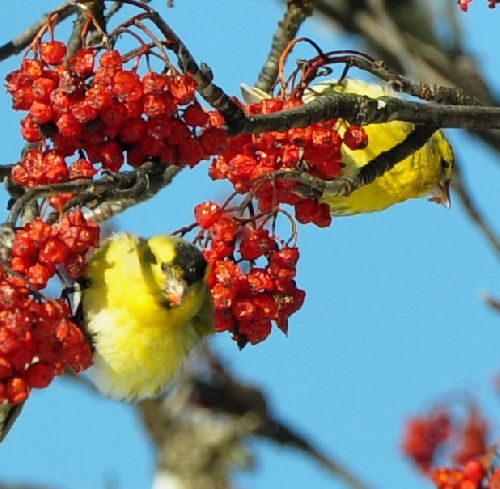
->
[307,79,454,215]
[82,234,213,400]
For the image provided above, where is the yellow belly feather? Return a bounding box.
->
[83,235,201,400]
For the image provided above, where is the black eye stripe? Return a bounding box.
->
[172,242,207,285]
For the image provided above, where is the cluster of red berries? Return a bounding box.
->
[210,97,367,228]
[6,40,228,204]
[194,201,305,346]
[453,408,489,466]
[431,459,492,489]
[0,211,97,404]
[402,404,490,486]
[402,407,452,473]
[458,0,499,10]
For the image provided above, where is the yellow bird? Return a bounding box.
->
[242,79,454,216]
[305,79,454,215]
[81,234,213,400]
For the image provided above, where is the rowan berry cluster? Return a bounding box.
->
[402,404,492,489]
[402,407,452,473]
[458,0,499,10]
[6,40,227,203]
[0,210,97,404]
[194,201,305,346]
[431,459,491,489]
[211,97,367,228]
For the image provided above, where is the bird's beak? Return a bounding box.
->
[428,181,451,209]
[164,278,187,307]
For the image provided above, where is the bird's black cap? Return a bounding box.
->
[173,241,207,286]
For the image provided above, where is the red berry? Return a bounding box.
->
[40,41,67,65]
[69,48,96,79]
[71,100,98,124]
[85,85,113,110]
[21,59,44,79]
[168,73,197,105]
[11,233,38,260]
[20,115,43,142]
[119,117,146,145]
[99,50,123,70]
[239,228,276,260]
[31,77,57,102]
[11,87,35,110]
[69,158,97,179]
[112,70,143,102]
[27,262,54,289]
[165,119,191,145]
[142,72,167,94]
[194,201,222,229]
[100,140,124,172]
[344,125,368,150]
[99,100,126,132]
[211,216,238,243]
[5,377,29,404]
[26,219,52,242]
[63,253,87,279]
[184,103,209,127]
[0,356,13,380]
[463,460,485,483]
[200,127,228,155]
[24,363,55,388]
[238,319,272,345]
[177,139,204,167]
[57,113,83,139]
[38,237,70,266]
[41,151,68,183]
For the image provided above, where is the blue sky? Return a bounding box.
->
[0,1,498,489]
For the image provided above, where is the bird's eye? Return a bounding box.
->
[440,158,451,170]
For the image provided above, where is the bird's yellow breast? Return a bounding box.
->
[82,234,203,400]
[323,123,447,215]
[307,79,453,215]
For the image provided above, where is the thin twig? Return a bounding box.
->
[110,0,246,127]
[0,2,76,62]
[451,160,500,255]
[482,293,500,313]
[312,0,500,157]
[256,0,314,93]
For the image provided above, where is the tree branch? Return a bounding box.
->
[228,92,500,137]
[6,160,180,226]
[0,2,76,62]
[256,0,314,93]
[451,160,500,256]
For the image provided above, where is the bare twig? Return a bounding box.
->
[0,2,77,62]
[256,0,314,93]
[228,91,500,137]
[451,160,500,255]
[108,0,245,127]
[0,165,13,180]
[483,293,500,313]
[312,0,500,156]
[6,160,179,226]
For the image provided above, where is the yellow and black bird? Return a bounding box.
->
[81,234,213,400]
[242,79,454,216]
